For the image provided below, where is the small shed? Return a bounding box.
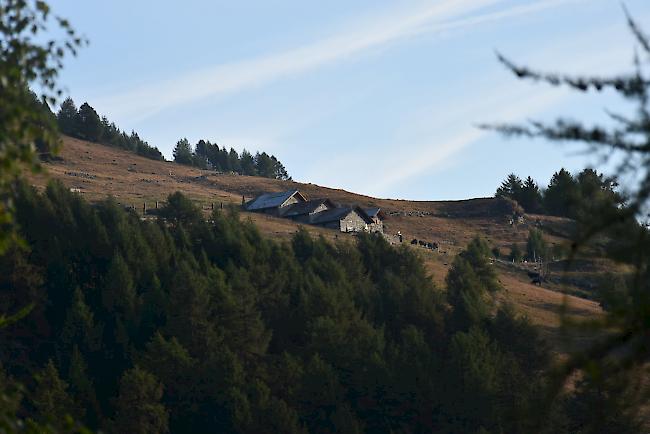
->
[310,206,373,233]
[245,189,307,216]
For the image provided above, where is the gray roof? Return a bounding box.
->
[310,206,372,225]
[364,208,382,218]
[246,189,305,211]
[282,199,335,218]
[310,207,353,224]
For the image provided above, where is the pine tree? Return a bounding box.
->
[240,149,256,175]
[173,138,193,166]
[57,97,78,136]
[67,346,101,426]
[520,176,543,213]
[61,288,102,353]
[495,173,523,202]
[32,360,78,426]
[112,367,169,434]
[443,328,502,433]
[228,148,241,173]
[271,155,291,180]
[446,238,501,330]
[254,152,274,178]
[75,102,103,142]
[544,168,578,217]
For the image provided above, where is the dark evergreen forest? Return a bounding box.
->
[56,98,165,162]
[172,137,290,180]
[0,182,637,433]
[56,98,291,180]
[494,168,623,219]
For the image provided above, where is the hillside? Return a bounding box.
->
[30,135,606,353]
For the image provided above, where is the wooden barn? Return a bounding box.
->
[244,189,306,216]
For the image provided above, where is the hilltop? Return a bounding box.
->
[30,135,607,353]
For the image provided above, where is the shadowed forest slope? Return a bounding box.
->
[28,136,607,353]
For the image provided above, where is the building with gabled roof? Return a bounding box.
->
[281,198,336,222]
[309,206,374,232]
[244,190,384,233]
[244,189,306,215]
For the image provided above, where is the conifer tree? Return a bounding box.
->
[272,155,291,180]
[240,149,256,175]
[57,97,78,136]
[173,138,193,166]
[520,176,544,213]
[228,148,241,173]
[254,152,275,178]
[112,367,169,434]
[67,346,100,426]
[544,169,578,217]
[60,288,102,354]
[32,360,78,426]
[495,173,523,202]
[75,102,103,142]
[102,253,136,318]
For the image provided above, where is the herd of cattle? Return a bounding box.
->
[410,238,438,251]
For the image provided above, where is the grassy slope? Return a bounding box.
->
[30,136,605,354]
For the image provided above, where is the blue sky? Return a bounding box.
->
[48,0,650,200]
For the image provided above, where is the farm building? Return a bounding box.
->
[281,198,336,223]
[310,206,373,233]
[244,189,306,216]
[245,189,384,233]
[364,208,385,233]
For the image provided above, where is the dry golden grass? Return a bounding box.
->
[29,136,611,354]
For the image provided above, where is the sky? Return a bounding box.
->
[47,0,650,200]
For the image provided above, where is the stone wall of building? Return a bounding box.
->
[340,211,368,232]
[368,220,383,233]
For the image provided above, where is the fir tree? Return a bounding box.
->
[112,367,169,434]
[173,138,193,166]
[544,168,578,217]
[495,173,523,202]
[57,97,78,136]
[32,360,78,427]
[75,102,103,142]
[520,176,544,213]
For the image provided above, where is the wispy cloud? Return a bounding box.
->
[357,28,637,197]
[363,87,568,196]
[95,0,579,122]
